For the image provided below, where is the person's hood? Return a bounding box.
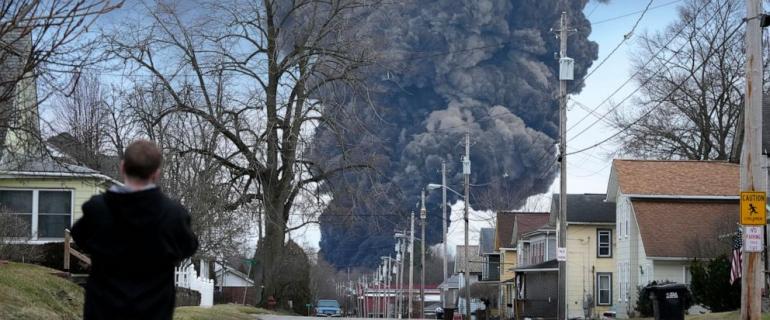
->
[104,185,166,227]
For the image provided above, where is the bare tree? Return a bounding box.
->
[103,0,381,304]
[610,0,745,161]
[0,1,122,160]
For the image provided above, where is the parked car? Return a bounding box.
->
[315,299,342,317]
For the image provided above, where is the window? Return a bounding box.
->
[597,229,612,258]
[597,273,612,306]
[0,190,33,237]
[0,189,72,239]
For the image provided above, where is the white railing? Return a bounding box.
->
[175,263,214,307]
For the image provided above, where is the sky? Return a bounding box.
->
[288,0,685,252]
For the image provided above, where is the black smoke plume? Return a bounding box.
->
[313,0,599,268]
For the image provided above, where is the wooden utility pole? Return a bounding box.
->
[557,11,569,320]
[408,210,415,319]
[463,131,471,319]
[741,0,765,319]
[442,161,448,287]
[420,189,427,317]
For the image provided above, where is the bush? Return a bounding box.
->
[635,285,654,317]
[689,256,740,312]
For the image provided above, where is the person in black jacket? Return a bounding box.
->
[72,140,198,320]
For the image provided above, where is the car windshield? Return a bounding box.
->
[318,300,339,307]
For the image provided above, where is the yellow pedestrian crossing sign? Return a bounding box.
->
[741,191,766,225]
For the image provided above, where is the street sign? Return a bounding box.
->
[740,191,766,225]
[744,226,764,252]
[556,247,567,261]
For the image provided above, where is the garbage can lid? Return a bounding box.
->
[651,283,688,290]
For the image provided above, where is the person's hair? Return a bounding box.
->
[123,140,162,179]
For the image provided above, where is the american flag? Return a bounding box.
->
[730,229,743,285]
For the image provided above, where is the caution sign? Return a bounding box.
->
[740,191,767,225]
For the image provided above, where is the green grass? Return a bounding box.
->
[0,261,85,320]
[0,261,276,320]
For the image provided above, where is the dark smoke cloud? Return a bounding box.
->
[314,0,598,268]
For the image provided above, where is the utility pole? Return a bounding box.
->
[420,189,427,317]
[463,131,471,319]
[409,211,415,319]
[556,11,573,320]
[442,160,448,286]
[741,1,765,319]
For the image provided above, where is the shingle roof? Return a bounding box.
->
[551,194,616,224]
[514,214,550,243]
[479,228,496,255]
[455,245,482,274]
[0,156,98,174]
[495,212,550,250]
[612,160,739,196]
[633,200,738,259]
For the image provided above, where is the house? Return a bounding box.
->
[479,228,499,282]
[455,244,482,281]
[214,264,257,304]
[607,160,739,318]
[0,32,115,251]
[495,211,549,319]
[512,222,558,319]
[552,193,617,319]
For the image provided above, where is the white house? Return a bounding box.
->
[607,160,739,318]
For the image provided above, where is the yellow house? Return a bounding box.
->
[495,211,549,319]
[0,163,116,242]
[552,193,617,319]
[0,33,116,244]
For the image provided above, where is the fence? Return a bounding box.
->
[175,263,214,307]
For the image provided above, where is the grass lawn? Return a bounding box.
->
[0,261,85,320]
[0,261,278,320]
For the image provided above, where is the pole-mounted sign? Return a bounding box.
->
[740,191,766,226]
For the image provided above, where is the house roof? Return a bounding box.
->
[514,259,558,272]
[632,200,738,259]
[455,245,482,274]
[610,160,739,197]
[551,193,616,224]
[516,215,551,240]
[479,228,496,255]
[0,156,99,174]
[495,212,549,250]
[47,133,121,179]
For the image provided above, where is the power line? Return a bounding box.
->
[591,0,683,25]
[568,19,745,156]
[567,0,722,141]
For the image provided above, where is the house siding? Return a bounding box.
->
[0,177,105,229]
[499,248,517,319]
[566,224,617,319]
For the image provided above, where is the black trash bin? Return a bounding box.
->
[647,283,690,320]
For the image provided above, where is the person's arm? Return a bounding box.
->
[70,198,97,253]
[169,206,198,262]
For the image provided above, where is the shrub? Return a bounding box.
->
[689,256,740,312]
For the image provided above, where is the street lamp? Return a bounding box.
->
[427,172,466,313]
[419,189,427,318]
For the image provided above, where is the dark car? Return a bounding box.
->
[316,299,342,317]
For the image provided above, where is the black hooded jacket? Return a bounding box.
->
[71,187,198,320]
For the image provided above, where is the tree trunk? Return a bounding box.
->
[259,197,287,307]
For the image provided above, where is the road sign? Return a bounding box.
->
[556,247,567,262]
[740,191,766,225]
[744,226,764,252]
